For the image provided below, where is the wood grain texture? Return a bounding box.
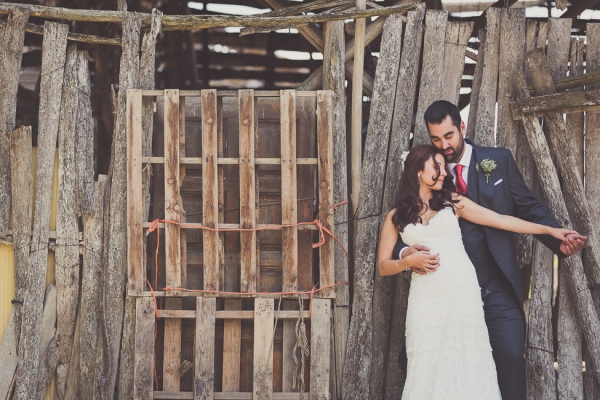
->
[133,297,155,400]
[36,285,59,399]
[14,21,68,400]
[310,299,331,400]
[254,298,274,400]
[441,21,473,104]
[106,12,142,398]
[280,90,298,293]
[413,10,447,145]
[75,50,94,216]
[546,18,571,81]
[343,14,404,398]
[511,89,600,119]
[513,67,600,383]
[239,89,257,293]
[195,297,216,400]
[55,44,80,365]
[203,89,219,292]
[465,29,485,142]
[383,7,425,398]
[9,125,32,350]
[222,300,242,392]
[0,7,28,237]
[316,90,335,298]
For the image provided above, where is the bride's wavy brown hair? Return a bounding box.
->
[391,145,458,232]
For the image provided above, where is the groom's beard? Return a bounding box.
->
[443,140,465,164]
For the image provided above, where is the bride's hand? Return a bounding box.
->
[548,227,579,241]
[407,250,440,273]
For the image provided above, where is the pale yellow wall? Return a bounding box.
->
[0,148,58,399]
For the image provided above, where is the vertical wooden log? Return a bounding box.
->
[254,298,274,400]
[350,0,367,213]
[323,19,349,399]
[567,38,585,179]
[80,178,106,400]
[317,90,335,298]
[162,308,182,392]
[546,18,571,80]
[280,90,298,293]
[55,45,80,366]
[203,89,219,292]
[195,297,216,400]
[414,10,448,145]
[106,13,142,398]
[0,7,28,237]
[311,299,331,399]
[239,89,257,293]
[513,68,600,383]
[474,7,501,147]
[35,284,60,399]
[133,297,155,400]
[222,300,242,392]
[9,125,32,349]
[127,89,144,296]
[14,21,68,400]
[343,14,403,398]
[384,7,425,398]
[75,50,94,216]
[526,241,557,399]
[441,21,473,104]
[63,310,81,400]
[465,29,485,142]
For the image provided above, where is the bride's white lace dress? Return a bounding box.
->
[400,207,501,400]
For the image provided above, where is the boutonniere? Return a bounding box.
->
[475,158,497,184]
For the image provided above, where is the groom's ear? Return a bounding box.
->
[460,121,466,136]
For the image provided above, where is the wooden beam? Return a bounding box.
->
[511,89,600,119]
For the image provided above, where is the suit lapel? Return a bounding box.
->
[470,142,496,209]
[466,151,479,202]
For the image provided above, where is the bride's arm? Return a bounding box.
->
[454,194,577,240]
[378,211,440,276]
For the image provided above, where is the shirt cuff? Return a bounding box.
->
[399,246,409,259]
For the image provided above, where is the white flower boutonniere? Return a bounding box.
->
[475,158,497,184]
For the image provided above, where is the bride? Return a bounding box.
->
[377,145,576,399]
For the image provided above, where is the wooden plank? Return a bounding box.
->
[9,125,32,350]
[0,7,28,237]
[127,89,144,295]
[0,309,18,399]
[75,50,94,216]
[155,392,308,399]
[281,301,298,393]
[158,309,311,319]
[106,13,142,398]
[310,299,331,399]
[163,298,182,392]
[64,306,81,400]
[525,241,556,399]
[567,38,585,178]
[203,89,219,292]
[13,21,68,400]
[511,89,600,119]
[474,7,501,147]
[496,8,525,155]
[179,96,187,289]
[546,18,571,81]
[35,285,60,399]
[195,297,216,400]
[222,300,242,392]
[134,297,156,400]
[465,28,485,142]
[280,90,298,293]
[383,7,425,398]
[513,66,600,383]
[441,21,473,104]
[413,10,448,145]
[253,298,274,400]
[239,89,257,293]
[316,90,335,298]
[55,45,81,365]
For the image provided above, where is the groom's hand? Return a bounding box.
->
[402,245,439,275]
[560,233,587,256]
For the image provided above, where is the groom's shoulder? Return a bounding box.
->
[473,144,512,160]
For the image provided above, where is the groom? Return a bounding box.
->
[393,100,586,400]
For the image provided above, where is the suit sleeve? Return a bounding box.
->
[392,237,408,260]
[505,150,564,256]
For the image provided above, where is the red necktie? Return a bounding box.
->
[454,164,467,195]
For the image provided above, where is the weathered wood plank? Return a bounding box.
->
[383,7,425,398]
[163,298,182,392]
[567,38,585,179]
[413,10,447,145]
[511,89,600,119]
[465,29,485,142]
[525,241,556,399]
[323,18,349,399]
[133,297,155,400]
[546,18,571,81]
[0,7,28,237]
[239,89,257,293]
[75,50,94,216]
[513,66,600,383]
[343,14,403,398]
[281,301,298,393]
[496,7,525,155]
[280,90,298,293]
[36,285,60,399]
[254,298,274,400]
[203,89,219,292]
[0,309,18,399]
[222,300,242,392]
[474,7,501,147]
[106,12,142,398]
[55,44,80,366]
[441,21,473,104]
[310,299,331,399]
[79,177,105,400]
[316,89,335,298]
[62,306,80,400]
[195,297,216,400]
[13,21,68,400]
[9,125,32,349]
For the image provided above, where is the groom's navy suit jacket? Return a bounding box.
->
[394,141,563,305]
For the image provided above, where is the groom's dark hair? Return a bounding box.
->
[424,100,462,131]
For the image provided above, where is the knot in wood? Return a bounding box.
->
[173,204,180,211]
[243,118,249,125]
[207,117,214,124]
[165,200,171,208]
[168,178,174,184]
